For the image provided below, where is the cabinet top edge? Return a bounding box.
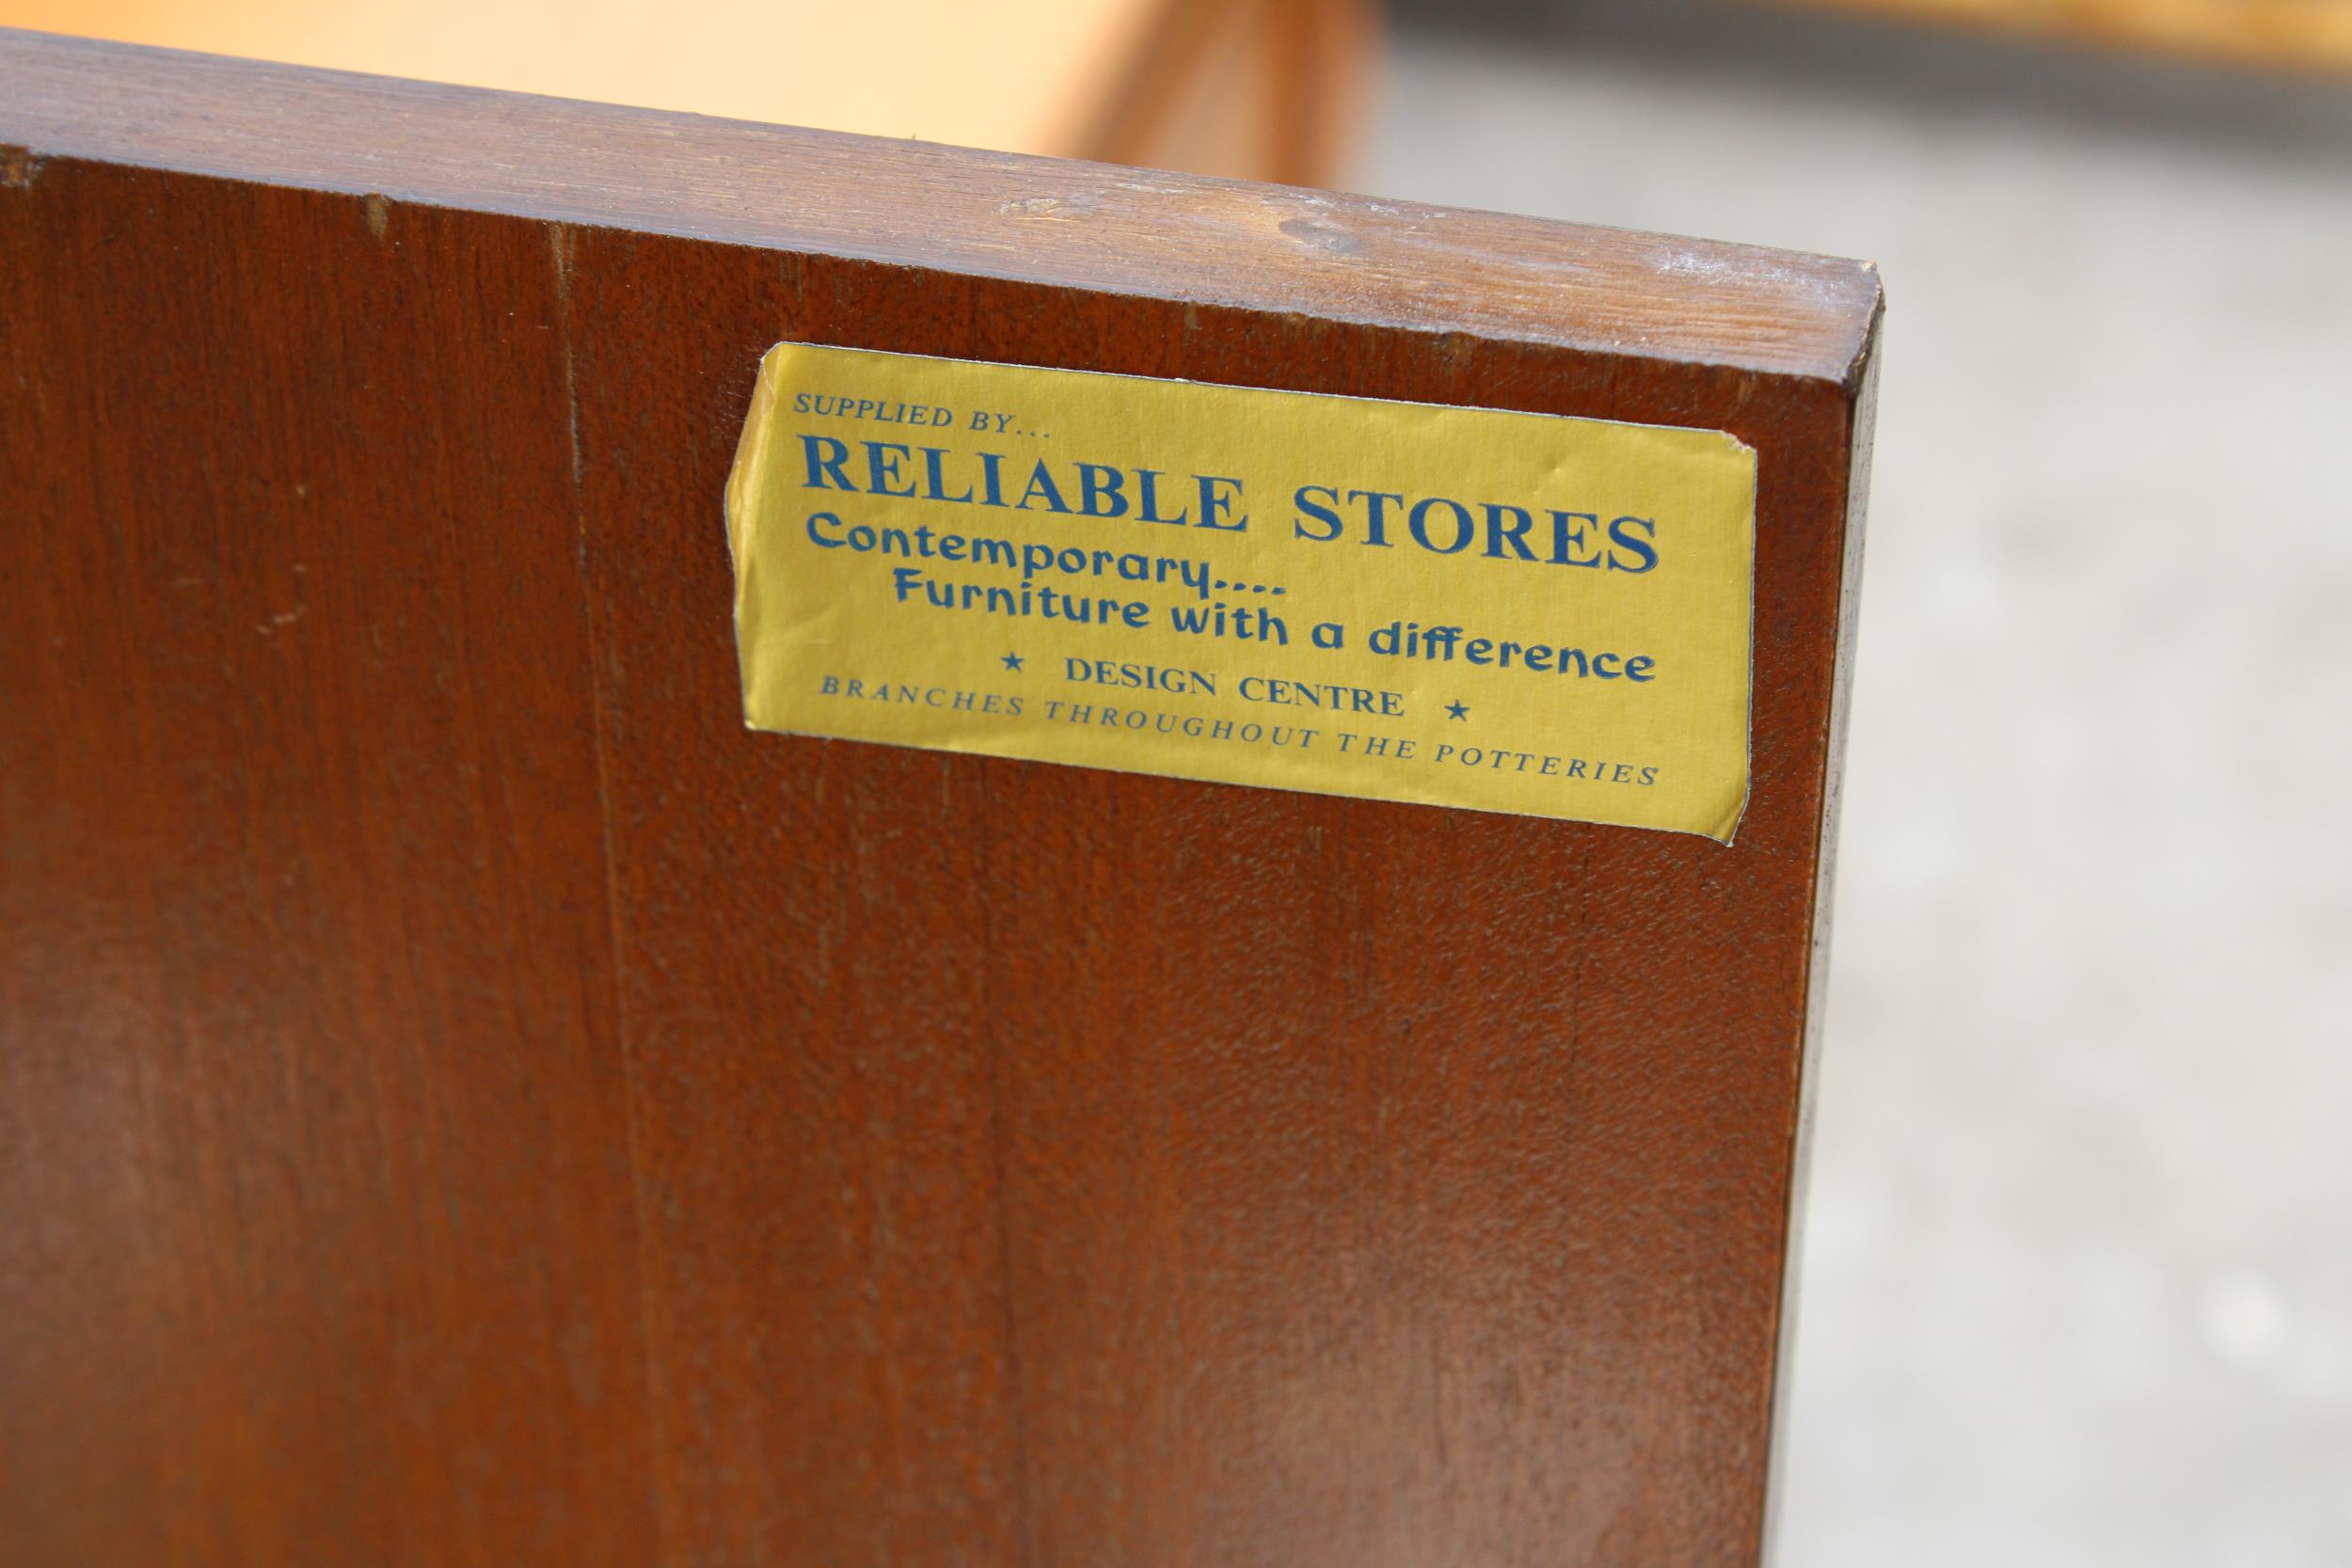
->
[1,26,1883,388]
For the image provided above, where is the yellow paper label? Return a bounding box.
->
[724,343,1756,840]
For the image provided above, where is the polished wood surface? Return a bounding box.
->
[0,29,1881,1568]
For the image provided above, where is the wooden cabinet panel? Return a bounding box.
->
[0,30,1880,1567]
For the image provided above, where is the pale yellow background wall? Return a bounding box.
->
[0,0,1157,152]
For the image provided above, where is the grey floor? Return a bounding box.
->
[1367,5,2352,1563]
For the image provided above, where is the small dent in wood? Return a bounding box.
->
[362,190,390,240]
[1,144,44,190]
[998,195,1081,221]
[1278,218,1367,258]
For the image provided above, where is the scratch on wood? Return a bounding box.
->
[256,563,308,635]
[362,190,389,239]
[548,223,584,488]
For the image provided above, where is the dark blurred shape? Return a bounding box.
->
[1079,0,1384,185]
[1765,0,2352,78]
[1386,0,2352,160]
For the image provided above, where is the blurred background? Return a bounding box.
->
[10,0,2346,1560]
[1362,8,2348,1565]
[1360,6,2352,1566]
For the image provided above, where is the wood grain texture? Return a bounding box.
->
[0,28,1882,1568]
[0,27,1877,383]
[0,158,658,1565]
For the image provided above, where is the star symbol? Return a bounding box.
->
[1002,652,1025,672]
[1445,700,1469,720]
